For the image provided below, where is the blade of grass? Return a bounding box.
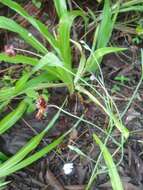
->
[57,10,85,92]
[0,152,8,162]
[0,181,10,189]
[72,40,86,85]
[0,88,15,102]
[0,99,28,134]
[96,0,113,49]
[76,85,129,139]
[53,0,67,18]
[0,16,47,54]
[13,52,63,96]
[0,101,10,113]
[58,11,84,70]
[0,114,83,177]
[85,47,127,72]
[0,53,39,66]
[0,106,62,175]
[0,0,58,51]
[119,6,143,12]
[93,133,124,190]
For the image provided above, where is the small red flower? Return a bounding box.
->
[4,45,16,56]
[36,96,47,120]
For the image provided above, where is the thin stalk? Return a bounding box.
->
[47,104,121,147]
[76,85,129,139]
[13,48,42,58]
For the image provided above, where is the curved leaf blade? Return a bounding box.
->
[0,100,27,134]
[0,0,57,51]
[0,16,47,54]
[93,134,124,190]
[86,47,127,72]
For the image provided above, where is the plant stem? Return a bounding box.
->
[76,85,129,139]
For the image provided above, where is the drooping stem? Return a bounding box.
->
[75,85,129,139]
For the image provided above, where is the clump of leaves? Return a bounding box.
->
[0,0,131,189]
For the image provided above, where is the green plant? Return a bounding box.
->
[0,0,131,188]
[114,75,130,84]
[92,133,124,190]
[0,0,128,134]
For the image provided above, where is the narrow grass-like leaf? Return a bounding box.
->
[86,47,127,72]
[53,0,67,18]
[32,52,63,73]
[76,85,129,139]
[0,53,60,81]
[119,6,143,12]
[0,87,15,102]
[96,0,113,49]
[0,100,27,134]
[74,53,86,84]
[93,133,124,190]
[120,0,143,8]
[13,53,63,96]
[0,101,10,112]
[0,152,8,162]
[73,40,86,84]
[68,145,88,157]
[15,73,30,94]
[57,10,85,92]
[58,11,84,69]
[0,132,45,174]
[0,53,39,66]
[0,17,47,54]
[0,107,62,177]
[0,134,64,177]
[25,72,57,89]
[0,181,10,189]
[0,113,82,177]
[0,0,57,51]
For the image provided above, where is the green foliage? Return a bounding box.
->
[0,0,131,188]
[114,75,130,84]
[0,100,27,134]
[93,134,124,190]
[32,0,42,9]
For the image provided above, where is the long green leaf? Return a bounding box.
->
[96,0,113,49]
[0,112,82,178]
[0,107,62,177]
[0,132,45,174]
[0,87,15,102]
[93,134,124,190]
[57,10,85,92]
[86,47,127,72]
[0,16,47,54]
[0,100,27,134]
[32,52,63,73]
[0,135,64,177]
[119,6,143,12]
[0,53,39,66]
[0,0,58,51]
[0,152,8,162]
[53,0,67,18]
[58,11,84,69]
[12,53,63,96]
[0,53,60,81]
[15,73,30,94]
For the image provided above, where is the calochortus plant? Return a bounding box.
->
[0,0,128,137]
[0,0,130,189]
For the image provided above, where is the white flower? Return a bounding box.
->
[28,33,32,37]
[90,74,96,81]
[63,163,73,175]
